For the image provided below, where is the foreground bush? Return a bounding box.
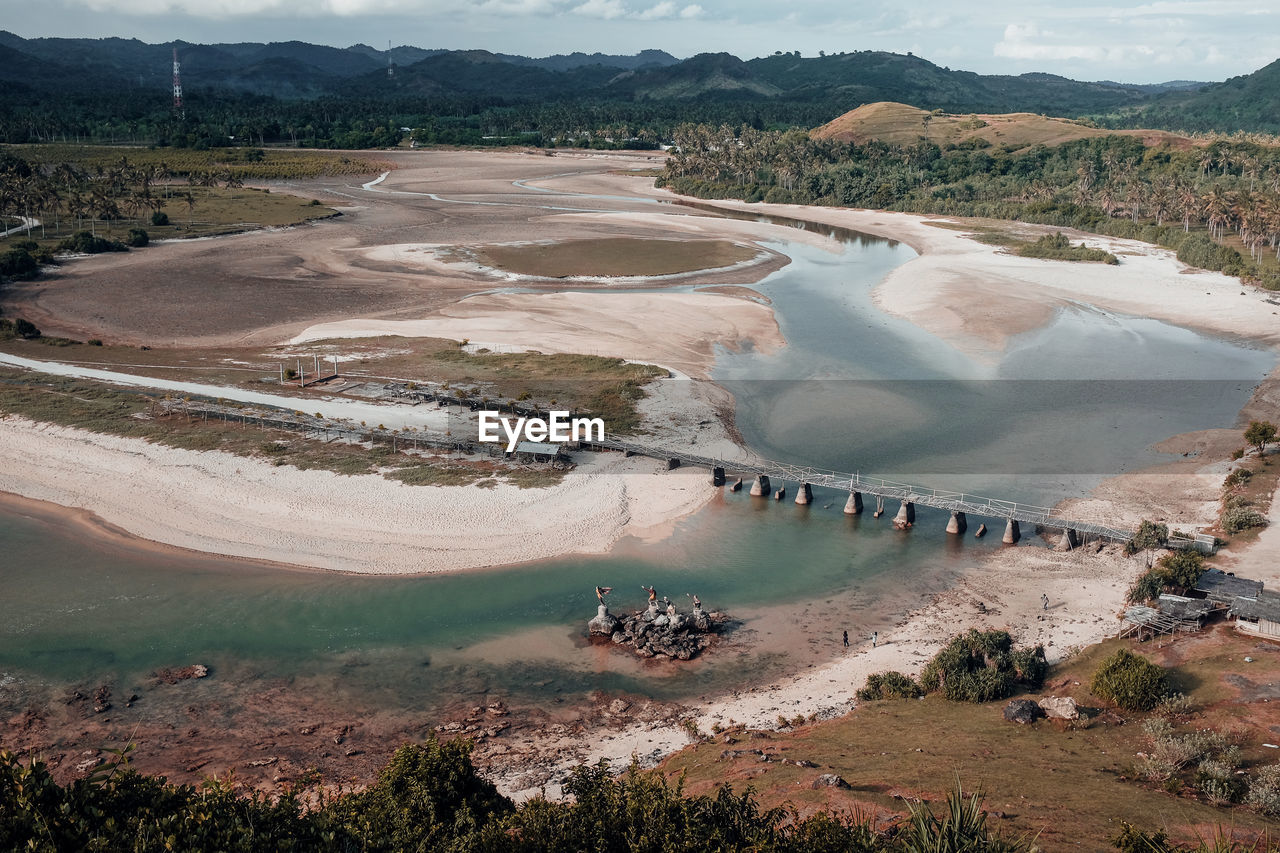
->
[57,230,127,254]
[1092,648,1169,711]
[918,629,1047,703]
[857,670,923,701]
[0,743,1044,852]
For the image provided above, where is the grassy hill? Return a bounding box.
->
[813,101,1199,151]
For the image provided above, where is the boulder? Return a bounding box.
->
[812,774,850,789]
[1037,696,1079,720]
[1003,699,1045,725]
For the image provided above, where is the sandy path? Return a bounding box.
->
[289,291,783,380]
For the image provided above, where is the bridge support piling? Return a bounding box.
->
[946,511,968,535]
[974,523,987,538]
[893,501,915,530]
[774,487,786,501]
[749,474,771,497]
[1055,528,1079,552]
[843,491,864,515]
[729,477,742,492]
[1002,518,1021,544]
[795,483,812,505]
[712,467,725,486]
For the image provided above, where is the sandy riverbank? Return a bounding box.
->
[0,405,719,574]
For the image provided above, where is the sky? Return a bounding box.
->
[3,0,1277,84]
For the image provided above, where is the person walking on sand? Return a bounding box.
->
[842,630,849,648]
[872,631,878,648]
[1042,593,1049,611]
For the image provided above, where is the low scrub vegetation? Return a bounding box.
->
[1091,648,1169,711]
[859,629,1047,704]
[1127,549,1206,604]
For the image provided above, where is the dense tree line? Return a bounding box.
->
[0,85,832,150]
[659,126,1280,289]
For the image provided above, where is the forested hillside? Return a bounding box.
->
[0,30,1275,149]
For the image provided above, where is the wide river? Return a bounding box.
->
[0,203,1273,726]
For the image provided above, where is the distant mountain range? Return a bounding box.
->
[0,31,1276,134]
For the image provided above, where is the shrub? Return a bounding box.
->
[1247,764,1280,817]
[1156,550,1205,591]
[58,231,126,254]
[1223,468,1253,489]
[918,629,1046,703]
[150,210,169,226]
[1222,506,1267,534]
[125,228,148,247]
[0,246,39,280]
[856,671,922,701]
[1127,569,1166,604]
[1091,648,1168,711]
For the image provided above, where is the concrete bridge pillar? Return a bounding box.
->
[1002,518,1021,544]
[946,511,968,535]
[893,501,915,529]
[1056,528,1079,552]
[712,467,725,486]
[774,487,786,501]
[729,478,742,492]
[749,474,771,496]
[795,483,812,505]
[843,491,864,515]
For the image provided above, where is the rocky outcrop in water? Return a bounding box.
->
[588,603,723,661]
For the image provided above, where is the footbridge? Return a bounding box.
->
[585,437,1215,553]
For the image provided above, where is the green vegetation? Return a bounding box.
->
[1014,231,1119,263]
[916,629,1047,703]
[0,318,40,340]
[660,129,1280,289]
[1127,550,1206,604]
[0,740,1104,853]
[0,151,346,259]
[9,145,388,180]
[856,670,923,701]
[1245,420,1277,454]
[1125,519,1170,567]
[1091,648,1169,711]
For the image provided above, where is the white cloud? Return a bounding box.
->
[571,0,625,18]
[631,0,675,19]
[678,3,702,18]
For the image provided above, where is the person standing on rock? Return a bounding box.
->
[842,630,849,648]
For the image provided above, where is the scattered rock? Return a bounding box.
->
[246,756,278,767]
[1038,696,1079,720]
[154,664,210,685]
[588,604,725,661]
[93,685,112,714]
[1003,699,1045,724]
[812,773,849,789]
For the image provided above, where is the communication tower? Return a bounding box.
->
[172,47,184,118]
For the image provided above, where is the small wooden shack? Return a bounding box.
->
[507,441,567,464]
[1229,591,1280,640]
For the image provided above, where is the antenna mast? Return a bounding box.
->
[172,47,184,118]
[387,39,394,78]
